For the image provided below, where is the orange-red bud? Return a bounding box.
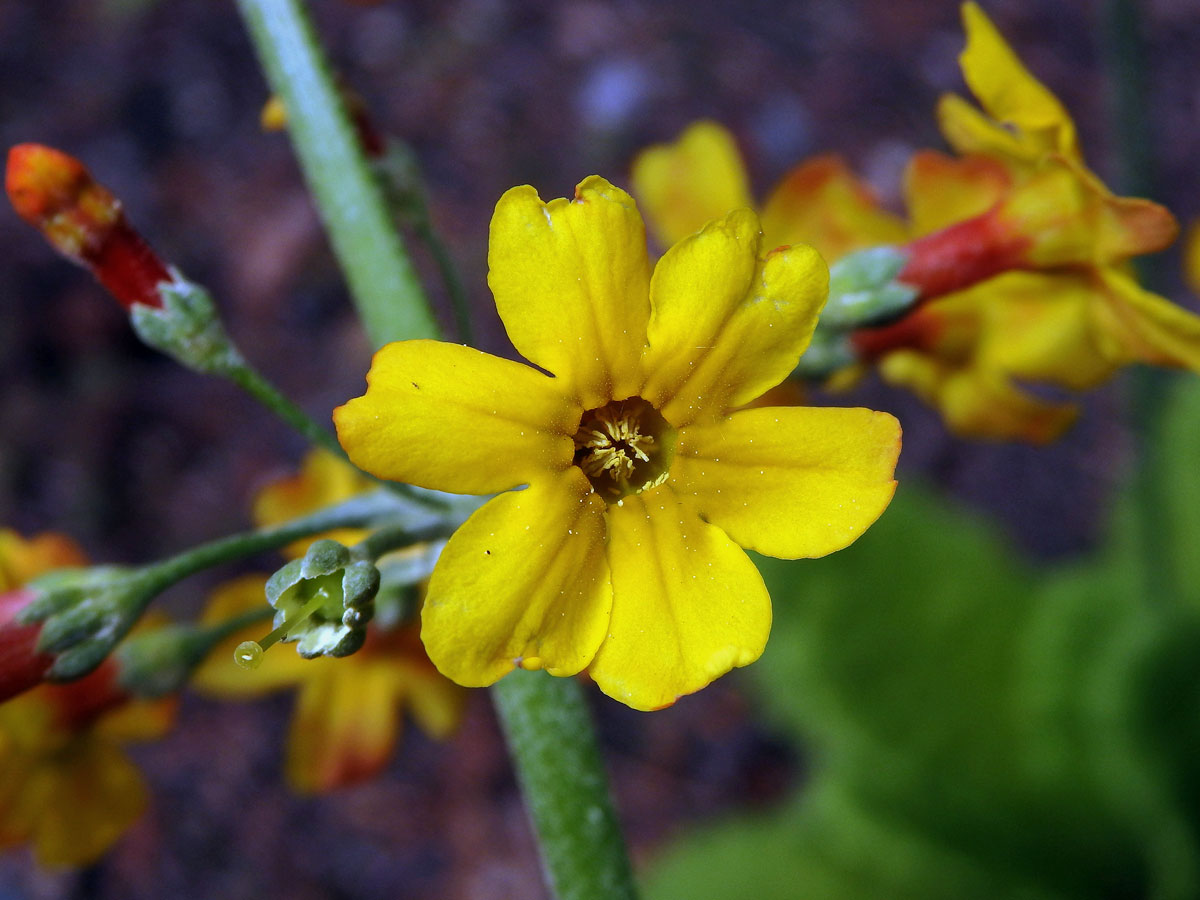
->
[898,210,1031,301]
[6,143,169,310]
[0,588,53,702]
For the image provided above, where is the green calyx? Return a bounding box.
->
[130,273,244,376]
[794,245,920,381]
[22,565,157,681]
[264,539,380,658]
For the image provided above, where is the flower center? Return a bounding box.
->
[572,397,675,501]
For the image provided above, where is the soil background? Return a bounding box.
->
[3,1,1200,898]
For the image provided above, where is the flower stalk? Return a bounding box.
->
[493,670,640,900]
[19,490,420,682]
[234,0,439,348]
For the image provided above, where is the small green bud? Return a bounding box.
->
[264,539,380,658]
[21,565,155,682]
[794,331,858,379]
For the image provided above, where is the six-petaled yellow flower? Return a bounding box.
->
[335,176,901,711]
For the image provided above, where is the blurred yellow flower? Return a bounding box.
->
[0,529,173,868]
[633,5,1200,444]
[193,574,463,793]
[860,2,1200,442]
[633,120,906,261]
[196,450,464,792]
[335,176,901,710]
[252,448,375,555]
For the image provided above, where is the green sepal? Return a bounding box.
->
[820,246,918,330]
[265,538,380,658]
[130,272,244,375]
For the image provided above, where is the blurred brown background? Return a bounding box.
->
[2,1,1200,897]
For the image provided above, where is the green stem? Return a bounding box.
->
[139,490,403,595]
[239,7,636,897]
[492,670,640,900]
[1100,0,1178,606]
[235,0,440,348]
[352,520,451,561]
[203,606,274,645]
[223,360,353,462]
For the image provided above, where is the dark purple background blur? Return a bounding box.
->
[3,1,1200,897]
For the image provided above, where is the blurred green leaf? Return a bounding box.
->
[646,480,1200,899]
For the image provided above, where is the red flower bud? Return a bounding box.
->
[6,143,170,310]
[897,210,1031,302]
[0,588,53,702]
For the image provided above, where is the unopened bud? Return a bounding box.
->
[6,143,170,310]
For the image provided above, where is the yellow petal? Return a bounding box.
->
[487,177,651,408]
[955,272,1113,390]
[759,155,907,259]
[997,163,1177,268]
[92,697,176,744]
[421,470,611,686]
[956,1,1077,160]
[879,350,1078,444]
[286,663,398,793]
[32,741,148,867]
[903,150,1011,237]
[403,666,467,740]
[641,209,829,426]
[631,120,754,248]
[937,92,1036,164]
[587,487,770,711]
[335,340,579,495]
[668,406,899,559]
[0,529,87,592]
[1090,268,1200,373]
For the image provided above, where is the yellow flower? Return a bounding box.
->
[632,7,1200,445]
[0,668,175,867]
[860,2,1200,441]
[935,2,1175,269]
[193,574,463,793]
[633,120,906,260]
[0,528,173,868]
[334,176,901,710]
[195,450,463,791]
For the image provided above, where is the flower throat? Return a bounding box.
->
[572,397,675,501]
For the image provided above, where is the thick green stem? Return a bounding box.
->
[235,0,440,348]
[237,6,637,896]
[493,670,640,900]
[1100,0,1178,606]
